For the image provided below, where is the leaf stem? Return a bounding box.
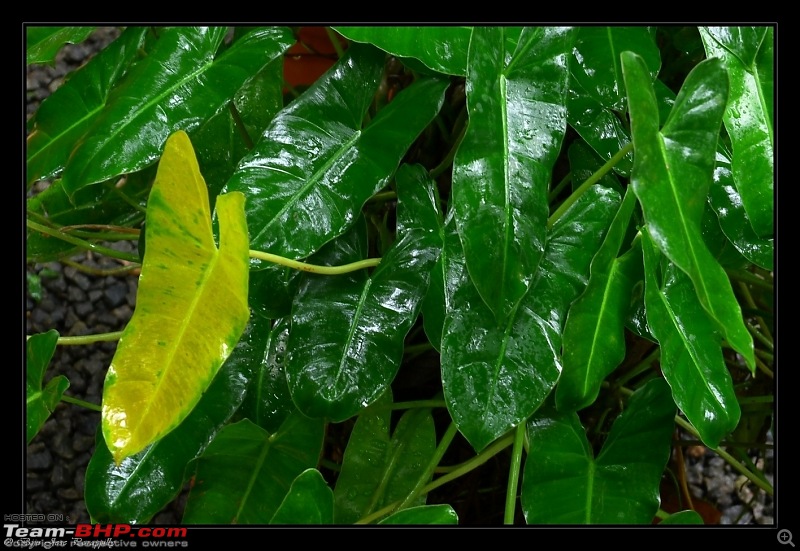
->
[548,142,633,228]
[396,421,459,512]
[61,394,102,412]
[673,415,773,497]
[249,249,380,275]
[356,432,514,524]
[25,331,124,345]
[27,220,141,263]
[504,423,526,524]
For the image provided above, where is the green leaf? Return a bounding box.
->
[333,394,436,524]
[286,164,443,421]
[659,510,704,524]
[571,27,660,111]
[557,187,638,412]
[699,26,774,238]
[567,28,660,177]
[182,415,325,524]
[27,27,148,187]
[60,26,295,196]
[26,26,97,64]
[622,51,755,372]
[521,378,676,524]
[101,130,250,464]
[640,230,740,448]
[270,469,334,525]
[335,26,471,75]
[707,146,773,270]
[26,330,68,444]
[379,505,459,525]
[226,44,448,263]
[239,317,296,434]
[86,314,269,524]
[442,185,620,452]
[453,26,576,321]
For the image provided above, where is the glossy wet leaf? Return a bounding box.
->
[101,130,250,464]
[557,187,638,412]
[182,415,325,524]
[335,26,472,75]
[521,378,675,524]
[571,27,660,111]
[26,330,68,444]
[334,394,436,524]
[239,317,296,434]
[27,28,147,187]
[707,146,773,270]
[699,27,773,238]
[270,469,334,525]
[567,28,659,177]
[60,26,294,196]
[379,505,459,525]
[622,51,755,372]
[640,230,740,448]
[420,212,454,352]
[26,26,97,64]
[226,43,448,263]
[453,26,576,321]
[442,185,620,451]
[334,26,523,78]
[286,165,443,422]
[85,314,268,523]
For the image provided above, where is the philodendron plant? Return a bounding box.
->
[26,25,774,525]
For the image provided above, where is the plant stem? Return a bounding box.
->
[745,320,774,352]
[728,269,773,291]
[61,394,102,412]
[548,142,633,228]
[504,423,526,524]
[396,422,459,512]
[27,220,141,263]
[249,250,380,275]
[356,432,514,524]
[324,27,346,58]
[25,332,124,345]
[548,171,572,203]
[673,416,773,497]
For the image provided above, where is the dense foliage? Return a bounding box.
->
[26,25,774,525]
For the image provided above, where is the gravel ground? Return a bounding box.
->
[24,26,774,526]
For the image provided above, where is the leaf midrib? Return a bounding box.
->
[250,129,362,251]
[69,29,224,186]
[131,247,221,441]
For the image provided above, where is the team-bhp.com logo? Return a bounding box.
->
[4,523,188,548]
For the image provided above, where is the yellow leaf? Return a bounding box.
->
[102,130,250,464]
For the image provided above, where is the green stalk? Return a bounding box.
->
[548,142,633,228]
[396,422,459,511]
[249,250,380,275]
[504,423,526,524]
[61,394,102,412]
[27,220,141,263]
[25,331,124,345]
[356,432,514,524]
